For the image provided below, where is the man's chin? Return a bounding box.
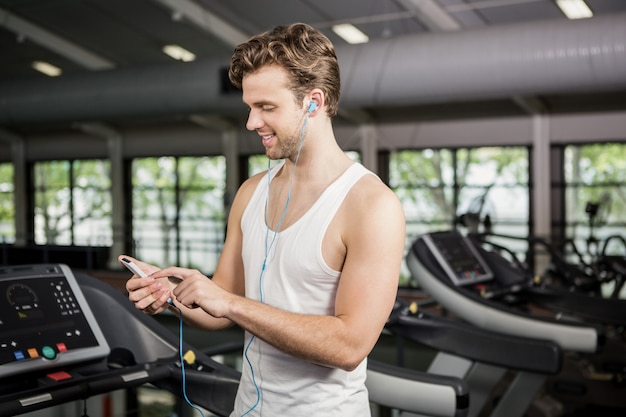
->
[265,148,287,160]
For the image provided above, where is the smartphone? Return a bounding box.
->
[120,257,147,277]
[121,257,173,304]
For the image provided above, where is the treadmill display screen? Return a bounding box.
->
[0,264,109,378]
[422,231,493,286]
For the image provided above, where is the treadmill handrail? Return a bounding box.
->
[527,285,626,327]
[475,233,626,326]
[367,359,469,417]
[0,361,172,416]
[387,308,561,374]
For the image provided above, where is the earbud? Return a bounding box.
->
[307,101,317,113]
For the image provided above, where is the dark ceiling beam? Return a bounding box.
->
[0,6,115,70]
[152,0,249,48]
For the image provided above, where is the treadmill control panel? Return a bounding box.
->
[422,231,494,286]
[0,264,110,378]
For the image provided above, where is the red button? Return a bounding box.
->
[47,371,72,381]
[56,343,67,352]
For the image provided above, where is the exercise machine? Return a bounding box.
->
[385,298,562,417]
[407,230,625,414]
[0,263,240,416]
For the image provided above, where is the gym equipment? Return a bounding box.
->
[385,298,562,417]
[0,264,240,416]
[407,230,626,414]
[542,233,626,296]
[1,264,110,379]
[408,230,603,352]
[367,359,469,417]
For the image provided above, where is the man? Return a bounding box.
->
[122,23,405,416]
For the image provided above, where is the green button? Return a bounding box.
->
[42,346,56,360]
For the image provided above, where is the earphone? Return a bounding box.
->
[120,259,204,416]
[241,100,314,417]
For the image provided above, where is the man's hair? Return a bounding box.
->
[228,23,341,117]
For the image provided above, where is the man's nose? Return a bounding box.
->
[246,109,263,131]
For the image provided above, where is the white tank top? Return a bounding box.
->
[231,162,373,416]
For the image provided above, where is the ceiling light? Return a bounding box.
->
[162,44,196,62]
[556,0,593,20]
[332,23,369,44]
[32,61,62,77]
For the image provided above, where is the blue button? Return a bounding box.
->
[14,351,25,361]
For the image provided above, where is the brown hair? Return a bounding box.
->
[228,23,341,117]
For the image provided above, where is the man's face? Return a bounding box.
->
[242,65,307,160]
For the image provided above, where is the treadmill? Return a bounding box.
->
[407,230,603,353]
[0,264,240,416]
[384,298,562,417]
[407,230,626,415]
[0,264,470,417]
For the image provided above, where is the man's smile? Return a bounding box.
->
[261,133,276,147]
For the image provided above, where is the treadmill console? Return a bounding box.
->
[422,231,493,286]
[0,264,110,378]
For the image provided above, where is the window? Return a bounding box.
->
[389,147,530,286]
[563,143,626,259]
[73,160,113,246]
[248,155,273,176]
[33,160,111,245]
[0,163,14,243]
[132,156,226,274]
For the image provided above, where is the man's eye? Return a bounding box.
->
[262,107,275,112]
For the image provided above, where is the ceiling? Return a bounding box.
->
[1,0,626,131]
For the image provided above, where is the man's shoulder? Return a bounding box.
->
[238,170,267,197]
[349,167,396,201]
[339,170,404,226]
[229,171,266,219]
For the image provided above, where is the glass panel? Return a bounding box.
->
[456,147,529,260]
[0,163,14,243]
[391,148,456,231]
[248,155,270,177]
[564,143,626,261]
[132,156,226,274]
[178,156,226,273]
[132,157,178,265]
[72,160,112,246]
[390,149,456,235]
[34,161,71,245]
[390,149,455,188]
[564,143,626,184]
